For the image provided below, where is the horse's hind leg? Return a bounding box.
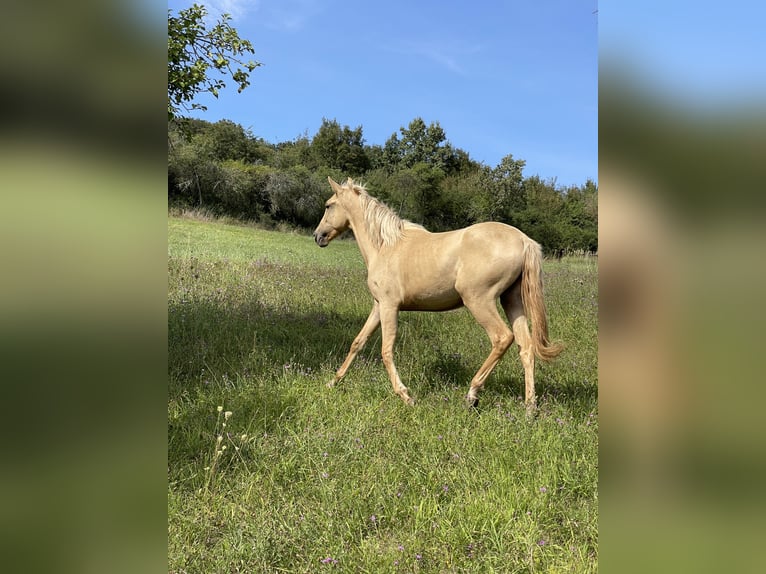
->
[464,298,514,407]
[502,286,537,415]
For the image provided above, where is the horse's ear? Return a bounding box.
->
[327,176,342,193]
[346,177,362,195]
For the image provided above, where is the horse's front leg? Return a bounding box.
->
[329,302,381,388]
[379,304,414,405]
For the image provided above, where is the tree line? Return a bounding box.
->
[168,117,597,255]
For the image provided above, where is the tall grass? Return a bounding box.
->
[168,216,597,573]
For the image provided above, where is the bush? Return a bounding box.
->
[265,166,326,228]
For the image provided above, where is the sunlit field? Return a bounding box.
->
[168,215,597,573]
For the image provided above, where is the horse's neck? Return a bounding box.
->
[351,221,377,269]
[347,212,378,268]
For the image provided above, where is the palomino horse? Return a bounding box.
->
[313,177,562,410]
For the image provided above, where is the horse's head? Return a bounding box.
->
[313,177,357,247]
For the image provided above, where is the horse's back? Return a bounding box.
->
[387,223,528,308]
[460,221,528,261]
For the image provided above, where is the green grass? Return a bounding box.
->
[168,216,597,573]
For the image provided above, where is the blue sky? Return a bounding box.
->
[169,0,598,187]
[599,1,766,107]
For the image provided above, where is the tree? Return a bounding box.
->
[490,154,526,222]
[265,167,326,227]
[383,118,454,171]
[310,119,370,175]
[168,4,261,121]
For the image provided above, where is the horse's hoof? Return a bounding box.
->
[465,395,479,409]
[397,391,415,406]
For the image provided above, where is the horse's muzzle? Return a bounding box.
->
[314,231,329,247]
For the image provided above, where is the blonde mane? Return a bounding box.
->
[347,181,424,249]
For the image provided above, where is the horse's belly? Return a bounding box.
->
[400,288,463,312]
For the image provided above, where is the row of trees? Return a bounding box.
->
[168,117,597,254]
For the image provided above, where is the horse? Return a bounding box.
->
[313,177,562,411]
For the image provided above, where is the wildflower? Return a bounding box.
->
[415,554,422,561]
[217,406,223,412]
[538,539,546,546]
[442,485,449,493]
[539,486,547,493]
[397,545,404,551]
[240,434,247,441]
[321,472,329,479]
[224,411,232,420]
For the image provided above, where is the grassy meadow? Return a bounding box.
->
[168,215,598,573]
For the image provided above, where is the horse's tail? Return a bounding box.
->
[520,237,564,362]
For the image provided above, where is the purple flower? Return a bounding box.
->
[539,486,547,493]
[538,539,546,546]
[370,515,377,523]
[415,554,422,561]
[397,544,404,552]
[320,556,338,564]
[442,485,449,492]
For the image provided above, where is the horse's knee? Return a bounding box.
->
[381,348,395,366]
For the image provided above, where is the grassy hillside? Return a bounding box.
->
[168,215,598,573]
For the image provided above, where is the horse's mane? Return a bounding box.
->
[348,181,424,249]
